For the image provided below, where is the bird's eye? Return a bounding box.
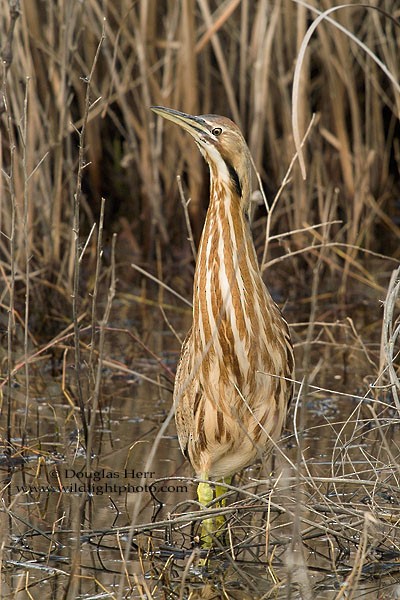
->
[212,127,222,136]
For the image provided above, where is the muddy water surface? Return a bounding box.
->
[1,289,399,599]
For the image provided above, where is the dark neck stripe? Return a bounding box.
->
[225,160,242,197]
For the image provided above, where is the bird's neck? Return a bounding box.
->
[192,176,266,353]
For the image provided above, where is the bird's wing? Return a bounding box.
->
[173,328,199,458]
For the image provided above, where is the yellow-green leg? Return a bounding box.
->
[197,477,232,547]
[215,476,232,506]
[197,481,215,547]
[214,476,231,530]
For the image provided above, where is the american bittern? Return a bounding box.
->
[151,106,294,541]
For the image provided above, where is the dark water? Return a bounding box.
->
[1,287,399,599]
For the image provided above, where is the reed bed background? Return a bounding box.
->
[1,0,399,291]
[0,0,400,598]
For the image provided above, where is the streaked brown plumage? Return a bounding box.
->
[151,106,294,535]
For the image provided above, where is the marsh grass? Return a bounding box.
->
[0,1,399,598]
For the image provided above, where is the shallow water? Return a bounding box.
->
[1,284,399,599]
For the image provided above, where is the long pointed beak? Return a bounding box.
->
[150,106,210,140]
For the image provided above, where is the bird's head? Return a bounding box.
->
[151,106,252,211]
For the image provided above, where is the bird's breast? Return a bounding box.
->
[192,188,288,399]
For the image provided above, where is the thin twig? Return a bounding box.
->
[86,231,116,470]
[261,113,316,270]
[131,263,192,307]
[21,77,30,446]
[177,175,197,261]
[72,24,105,446]
[0,0,20,114]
